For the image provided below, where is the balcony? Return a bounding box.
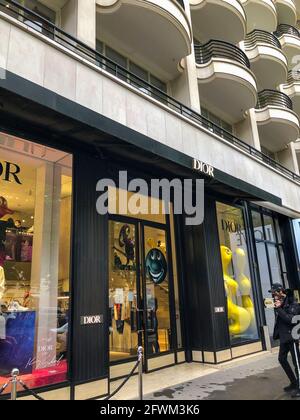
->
[274,24,300,68]
[190,0,246,44]
[195,41,257,123]
[273,0,297,26]
[240,0,277,33]
[281,70,300,117]
[255,90,300,152]
[96,0,192,81]
[244,30,288,89]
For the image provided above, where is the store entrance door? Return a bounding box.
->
[109,217,176,372]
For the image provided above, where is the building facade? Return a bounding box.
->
[0,0,300,400]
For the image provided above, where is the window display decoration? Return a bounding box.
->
[145,248,168,285]
[113,224,135,267]
[221,245,256,335]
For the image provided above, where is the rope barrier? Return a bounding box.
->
[0,380,11,396]
[104,360,140,400]
[17,379,45,401]
[1,347,144,400]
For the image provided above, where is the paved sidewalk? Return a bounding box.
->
[145,352,299,400]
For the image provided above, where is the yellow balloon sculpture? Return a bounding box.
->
[235,248,256,332]
[220,246,251,336]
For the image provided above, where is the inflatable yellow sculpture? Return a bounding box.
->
[220,246,251,336]
[235,248,256,332]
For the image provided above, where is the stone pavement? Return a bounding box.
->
[145,352,300,400]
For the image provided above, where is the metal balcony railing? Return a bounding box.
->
[274,24,300,38]
[0,0,300,184]
[245,30,282,50]
[256,90,293,110]
[287,69,300,84]
[176,0,185,9]
[194,40,250,68]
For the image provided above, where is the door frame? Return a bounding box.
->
[108,214,179,372]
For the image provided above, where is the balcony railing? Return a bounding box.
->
[245,29,282,50]
[274,24,300,38]
[287,69,300,84]
[256,89,293,110]
[0,0,300,184]
[194,40,250,68]
[176,0,185,9]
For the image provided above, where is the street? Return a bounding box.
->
[145,353,300,401]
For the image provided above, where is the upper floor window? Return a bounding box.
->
[96,41,168,99]
[15,0,56,36]
[201,107,233,134]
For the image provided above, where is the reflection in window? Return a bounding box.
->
[217,203,259,346]
[109,221,138,362]
[0,132,72,394]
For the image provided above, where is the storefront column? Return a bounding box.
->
[31,163,62,369]
[61,0,96,48]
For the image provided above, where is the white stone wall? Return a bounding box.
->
[0,14,300,213]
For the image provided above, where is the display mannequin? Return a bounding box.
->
[220,246,251,336]
[235,248,256,332]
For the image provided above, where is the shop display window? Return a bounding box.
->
[0,132,72,394]
[216,202,259,346]
[251,208,288,346]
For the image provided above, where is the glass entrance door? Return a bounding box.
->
[109,218,175,368]
[142,224,172,360]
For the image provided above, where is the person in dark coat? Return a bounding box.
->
[270,283,300,398]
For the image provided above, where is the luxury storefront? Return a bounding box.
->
[0,118,299,399]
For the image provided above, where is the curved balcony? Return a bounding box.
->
[281,70,300,117]
[240,0,277,33]
[96,0,192,80]
[190,0,246,44]
[273,0,297,26]
[195,41,257,123]
[255,90,300,151]
[244,30,288,89]
[274,24,300,68]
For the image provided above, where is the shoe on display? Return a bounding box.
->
[284,383,297,393]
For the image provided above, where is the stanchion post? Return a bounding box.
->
[138,346,143,401]
[11,368,19,401]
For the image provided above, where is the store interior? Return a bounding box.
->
[0,132,72,393]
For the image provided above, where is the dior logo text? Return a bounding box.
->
[222,220,242,234]
[0,161,22,185]
[193,159,214,178]
[81,315,103,326]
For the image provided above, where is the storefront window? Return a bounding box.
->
[216,203,259,346]
[0,132,72,393]
[251,208,288,345]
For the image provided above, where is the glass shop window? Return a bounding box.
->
[216,202,259,346]
[0,132,72,394]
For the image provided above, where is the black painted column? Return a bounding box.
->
[70,152,109,384]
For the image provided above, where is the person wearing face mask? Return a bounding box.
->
[270,284,300,398]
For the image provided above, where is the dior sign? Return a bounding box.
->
[80,315,103,326]
[0,161,22,185]
[193,159,214,178]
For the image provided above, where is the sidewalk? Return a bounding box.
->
[109,350,297,400]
